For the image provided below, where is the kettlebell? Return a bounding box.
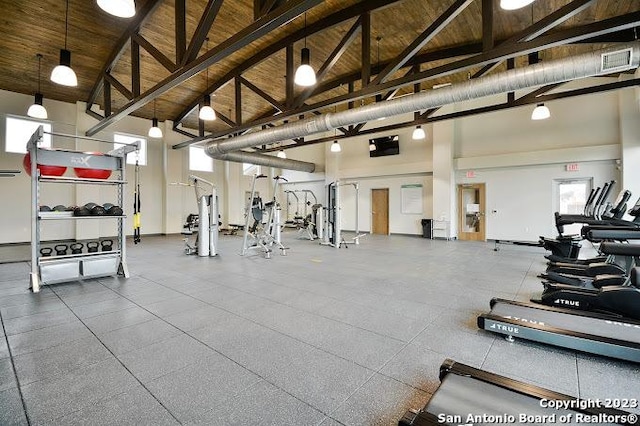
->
[84,202,97,210]
[54,244,68,256]
[70,243,84,254]
[39,247,53,257]
[103,203,114,211]
[87,241,99,253]
[101,239,113,252]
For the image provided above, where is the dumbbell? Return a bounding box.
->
[39,205,52,212]
[91,205,107,216]
[39,247,53,257]
[101,239,113,252]
[70,243,84,254]
[107,205,123,216]
[87,241,99,253]
[54,244,69,256]
[74,206,91,216]
[53,205,67,212]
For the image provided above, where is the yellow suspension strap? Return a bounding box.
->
[133,158,141,244]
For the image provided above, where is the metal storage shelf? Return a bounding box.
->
[39,215,126,220]
[27,126,138,293]
[39,251,121,263]
[432,220,452,240]
[39,176,127,185]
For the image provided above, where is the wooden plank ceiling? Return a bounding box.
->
[0,0,639,149]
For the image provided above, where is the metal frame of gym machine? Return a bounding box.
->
[321,180,366,248]
[180,174,218,257]
[399,359,639,426]
[241,173,288,258]
[27,126,139,293]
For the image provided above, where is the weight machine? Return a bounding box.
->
[284,189,318,222]
[177,175,218,257]
[284,189,321,240]
[321,180,366,248]
[241,174,288,258]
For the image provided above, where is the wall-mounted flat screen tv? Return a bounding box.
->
[369,135,399,158]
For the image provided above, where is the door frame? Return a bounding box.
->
[457,183,486,241]
[371,188,389,235]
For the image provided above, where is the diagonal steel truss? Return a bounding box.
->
[83,0,640,153]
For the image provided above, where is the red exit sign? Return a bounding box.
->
[565,163,580,172]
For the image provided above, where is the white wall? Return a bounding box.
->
[450,78,633,240]
[321,112,433,235]
[0,88,216,244]
[456,160,619,241]
[0,91,78,244]
[454,78,622,158]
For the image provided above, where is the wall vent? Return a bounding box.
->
[601,48,633,74]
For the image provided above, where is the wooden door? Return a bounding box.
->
[371,188,389,235]
[458,183,486,241]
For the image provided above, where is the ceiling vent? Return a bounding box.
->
[601,48,633,74]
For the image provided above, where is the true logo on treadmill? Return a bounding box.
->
[490,323,519,334]
[504,315,545,326]
[554,299,580,307]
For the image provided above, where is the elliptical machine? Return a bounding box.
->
[182,175,218,257]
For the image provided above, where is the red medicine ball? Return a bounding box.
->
[73,152,112,179]
[22,152,67,177]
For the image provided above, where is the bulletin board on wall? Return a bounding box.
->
[401,184,423,214]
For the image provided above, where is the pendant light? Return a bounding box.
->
[531,103,550,120]
[330,140,341,153]
[277,150,287,159]
[294,13,316,87]
[51,0,78,87]
[97,0,136,18]
[28,54,48,119]
[369,141,376,152]
[500,0,535,10]
[148,99,163,138]
[412,125,426,140]
[199,38,216,121]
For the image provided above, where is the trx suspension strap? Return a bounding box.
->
[133,159,141,244]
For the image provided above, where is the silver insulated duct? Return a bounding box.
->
[209,150,316,172]
[205,43,640,169]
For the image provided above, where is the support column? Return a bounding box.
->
[432,104,456,238]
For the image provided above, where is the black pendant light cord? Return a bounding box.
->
[304,13,307,48]
[205,37,209,87]
[37,54,42,92]
[64,0,69,49]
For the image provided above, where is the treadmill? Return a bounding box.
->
[399,359,639,426]
[478,297,640,362]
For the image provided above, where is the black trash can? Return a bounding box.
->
[421,219,432,239]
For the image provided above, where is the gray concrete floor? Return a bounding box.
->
[0,233,638,425]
